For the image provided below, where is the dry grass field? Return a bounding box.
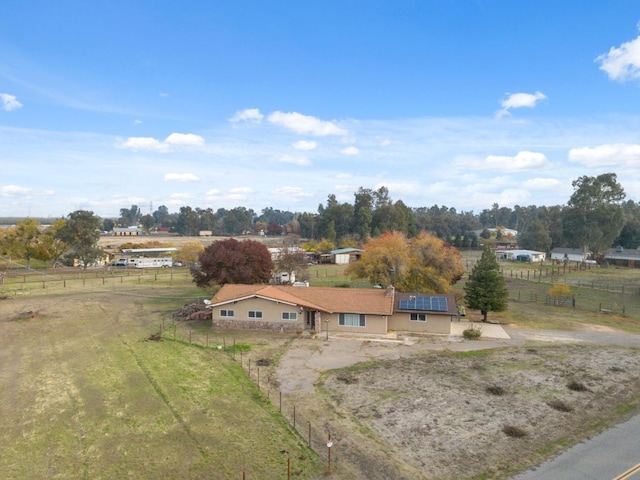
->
[0,284,323,479]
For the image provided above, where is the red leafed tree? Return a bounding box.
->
[191,238,274,287]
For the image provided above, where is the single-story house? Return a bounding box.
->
[113,227,143,236]
[495,249,546,263]
[549,248,590,263]
[603,247,640,268]
[208,284,458,335]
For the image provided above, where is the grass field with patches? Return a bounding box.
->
[0,285,323,479]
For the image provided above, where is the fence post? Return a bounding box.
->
[280,391,282,412]
[308,421,311,446]
[173,325,176,340]
[189,330,192,344]
[293,405,296,429]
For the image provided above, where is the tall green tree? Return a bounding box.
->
[353,187,374,241]
[463,244,508,322]
[56,210,104,269]
[562,173,625,255]
[518,219,552,252]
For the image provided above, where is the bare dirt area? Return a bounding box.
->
[274,332,640,480]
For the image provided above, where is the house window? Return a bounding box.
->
[410,313,427,322]
[220,309,234,318]
[339,313,366,327]
[248,310,263,319]
[282,312,298,321]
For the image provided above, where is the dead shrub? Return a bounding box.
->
[486,385,507,396]
[336,373,358,384]
[567,380,589,392]
[547,399,573,412]
[502,425,527,438]
[256,358,272,366]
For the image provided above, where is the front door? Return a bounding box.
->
[305,311,316,330]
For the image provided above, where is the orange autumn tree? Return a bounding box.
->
[346,231,464,293]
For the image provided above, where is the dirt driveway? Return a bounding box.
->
[275,322,517,394]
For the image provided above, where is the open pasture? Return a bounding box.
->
[0,284,322,479]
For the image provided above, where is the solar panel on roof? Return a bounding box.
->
[399,296,448,312]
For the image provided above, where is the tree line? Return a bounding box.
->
[1,172,634,269]
[120,173,633,256]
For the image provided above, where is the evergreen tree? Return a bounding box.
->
[463,244,508,322]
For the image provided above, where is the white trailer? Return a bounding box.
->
[132,257,173,268]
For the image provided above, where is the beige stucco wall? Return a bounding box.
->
[388,313,451,334]
[211,297,304,328]
[318,312,388,335]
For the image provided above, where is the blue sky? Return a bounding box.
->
[2,1,640,218]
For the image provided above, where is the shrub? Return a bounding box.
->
[486,385,507,396]
[547,399,573,412]
[567,380,589,392]
[463,326,482,340]
[503,425,527,438]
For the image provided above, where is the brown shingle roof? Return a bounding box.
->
[211,284,394,315]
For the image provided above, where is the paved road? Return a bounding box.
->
[512,413,640,480]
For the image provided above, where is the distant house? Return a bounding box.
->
[113,227,143,236]
[550,248,590,263]
[330,248,364,265]
[495,249,546,263]
[603,247,640,268]
[208,284,457,335]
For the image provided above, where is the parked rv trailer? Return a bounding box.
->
[132,257,173,268]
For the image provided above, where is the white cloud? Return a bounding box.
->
[379,138,392,147]
[522,178,563,190]
[273,186,312,197]
[117,132,204,152]
[596,31,640,82]
[496,91,547,118]
[276,154,311,166]
[231,187,253,194]
[334,184,356,192]
[568,143,640,167]
[340,146,359,155]
[268,111,347,136]
[169,192,194,200]
[165,132,205,147]
[0,93,23,111]
[334,173,352,179]
[293,140,317,150]
[117,136,169,152]
[484,151,550,171]
[205,189,220,196]
[229,108,264,123]
[164,173,200,182]
[1,184,32,196]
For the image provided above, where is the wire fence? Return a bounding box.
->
[0,268,192,296]
[161,320,339,478]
